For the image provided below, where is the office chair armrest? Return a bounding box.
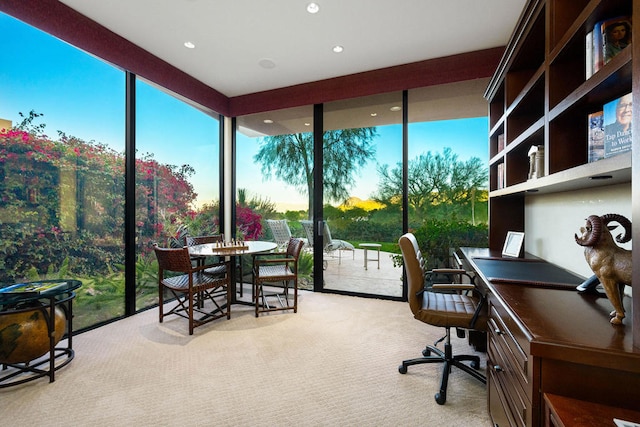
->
[431,283,476,291]
[431,268,467,275]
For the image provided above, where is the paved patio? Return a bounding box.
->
[238,247,404,298]
[322,247,403,297]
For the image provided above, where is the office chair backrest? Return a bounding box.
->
[398,233,427,316]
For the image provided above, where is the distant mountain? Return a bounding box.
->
[339,197,386,211]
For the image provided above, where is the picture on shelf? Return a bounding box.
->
[603,93,632,158]
[602,16,632,65]
[587,110,604,162]
[502,231,524,258]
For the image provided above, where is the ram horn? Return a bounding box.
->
[575,215,602,247]
[601,213,632,243]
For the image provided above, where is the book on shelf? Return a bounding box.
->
[603,93,632,158]
[602,16,632,65]
[587,110,605,163]
[0,281,68,295]
[585,30,594,78]
[496,163,505,189]
[591,21,604,76]
[587,17,632,78]
[497,134,505,152]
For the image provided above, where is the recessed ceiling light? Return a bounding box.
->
[390,106,401,112]
[258,58,276,69]
[332,45,344,53]
[184,41,195,49]
[370,113,377,117]
[263,119,273,124]
[304,122,311,126]
[307,3,320,14]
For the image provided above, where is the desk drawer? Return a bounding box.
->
[487,315,531,392]
[488,332,529,427]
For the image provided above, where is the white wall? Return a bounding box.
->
[524,183,632,278]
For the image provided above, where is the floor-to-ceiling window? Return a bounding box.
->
[135,80,221,311]
[322,93,404,297]
[0,13,126,329]
[235,106,314,292]
[1,13,222,328]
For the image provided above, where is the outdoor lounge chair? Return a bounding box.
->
[266,219,293,250]
[300,220,354,267]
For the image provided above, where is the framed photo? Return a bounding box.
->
[502,231,524,258]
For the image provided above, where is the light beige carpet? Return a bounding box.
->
[1,291,491,426]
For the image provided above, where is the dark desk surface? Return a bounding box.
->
[460,248,640,373]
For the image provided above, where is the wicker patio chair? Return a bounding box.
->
[154,245,231,335]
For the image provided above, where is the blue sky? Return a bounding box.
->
[2,12,488,212]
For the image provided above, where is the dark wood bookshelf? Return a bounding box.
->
[483,0,639,425]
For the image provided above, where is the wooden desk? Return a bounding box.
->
[543,393,640,427]
[459,248,640,427]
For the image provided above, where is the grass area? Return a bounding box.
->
[350,241,400,254]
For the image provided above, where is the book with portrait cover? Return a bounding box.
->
[587,110,604,162]
[603,93,632,158]
[602,16,632,65]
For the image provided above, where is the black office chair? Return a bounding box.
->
[397,233,487,405]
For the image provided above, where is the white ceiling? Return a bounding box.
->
[59,0,527,98]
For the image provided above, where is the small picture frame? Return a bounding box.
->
[502,231,525,258]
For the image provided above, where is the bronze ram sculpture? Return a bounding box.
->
[575,213,632,325]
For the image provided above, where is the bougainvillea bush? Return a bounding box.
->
[1,116,264,329]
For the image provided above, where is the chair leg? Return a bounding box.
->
[237,260,244,298]
[293,278,298,313]
[188,290,194,336]
[158,287,164,323]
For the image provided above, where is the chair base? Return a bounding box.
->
[398,330,486,405]
[161,288,230,335]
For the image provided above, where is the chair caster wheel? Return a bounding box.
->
[435,392,446,405]
[398,365,407,374]
[422,349,431,357]
[471,360,480,369]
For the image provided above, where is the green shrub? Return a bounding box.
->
[412,219,488,270]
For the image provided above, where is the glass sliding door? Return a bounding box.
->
[407,80,490,271]
[235,106,314,295]
[0,13,126,329]
[135,80,220,310]
[322,93,404,297]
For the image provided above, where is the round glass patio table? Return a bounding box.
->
[188,240,277,258]
[188,241,278,304]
